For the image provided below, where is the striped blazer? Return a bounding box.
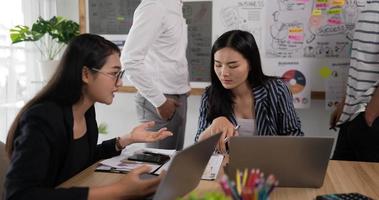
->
[195,79,303,142]
[338,1,379,125]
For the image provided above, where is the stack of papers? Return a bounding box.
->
[96,147,176,174]
[96,147,224,180]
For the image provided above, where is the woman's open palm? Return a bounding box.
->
[129,121,173,143]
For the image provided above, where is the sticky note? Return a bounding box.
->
[289,27,304,33]
[288,34,304,41]
[312,9,322,16]
[328,8,342,15]
[316,3,328,9]
[328,18,342,25]
[332,0,345,6]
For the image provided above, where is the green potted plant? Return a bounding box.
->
[9,16,80,80]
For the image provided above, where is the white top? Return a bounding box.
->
[121,0,191,107]
[338,2,379,125]
[236,118,256,136]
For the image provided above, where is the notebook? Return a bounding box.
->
[227,136,334,188]
[144,132,222,200]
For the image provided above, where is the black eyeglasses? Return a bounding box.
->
[90,68,125,85]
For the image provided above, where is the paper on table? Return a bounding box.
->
[202,154,224,180]
[97,147,176,173]
[99,155,161,173]
[153,153,224,180]
[136,147,176,156]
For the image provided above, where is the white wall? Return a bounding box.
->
[95,93,338,148]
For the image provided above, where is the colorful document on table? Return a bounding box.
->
[96,147,176,173]
[96,146,224,180]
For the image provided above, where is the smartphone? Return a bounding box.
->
[315,192,373,200]
[127,152,170,165]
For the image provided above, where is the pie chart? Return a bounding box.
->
[282,69,306,94]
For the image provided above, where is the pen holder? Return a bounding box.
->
[220,167,278,200]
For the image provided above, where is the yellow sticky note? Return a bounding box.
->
[332,0,345,6]
[289,27,303,33]
[312,9,322,16]
[320,66,332,78]
[328,8,342,15]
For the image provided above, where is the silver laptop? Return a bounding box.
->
[227,136,334,188]
[145,133,221,200]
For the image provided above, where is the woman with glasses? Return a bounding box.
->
[4,34,172,200]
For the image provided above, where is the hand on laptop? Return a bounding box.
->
[115,165,163,199]
[199,117,238,154]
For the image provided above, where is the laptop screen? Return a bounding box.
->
[227,136,334,188]
[152,133,222,200]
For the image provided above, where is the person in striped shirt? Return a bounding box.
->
[330,1,379,162]
[195,30,303,153]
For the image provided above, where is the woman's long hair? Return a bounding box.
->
[5,34,120,158]
[207,30,271,122]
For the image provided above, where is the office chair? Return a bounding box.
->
[0,141,9,199]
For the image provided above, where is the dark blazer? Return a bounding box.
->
[5,102,121,200]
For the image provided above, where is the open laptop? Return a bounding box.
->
[144,132,221,200]
[227,136,334,188]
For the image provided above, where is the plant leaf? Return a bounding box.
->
[9,16,80,59]
[9,25,35,43]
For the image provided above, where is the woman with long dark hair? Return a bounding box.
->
[195,30,303,153]
[5,34,172,200]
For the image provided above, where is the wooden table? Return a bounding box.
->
[60,160,379,200]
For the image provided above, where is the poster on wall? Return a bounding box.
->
[265,0,365,58]
[276,61,311,109]
[212,0,265,48]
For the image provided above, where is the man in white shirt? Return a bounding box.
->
[121,0,190,150]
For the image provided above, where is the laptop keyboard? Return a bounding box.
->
[316,193,373,200]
